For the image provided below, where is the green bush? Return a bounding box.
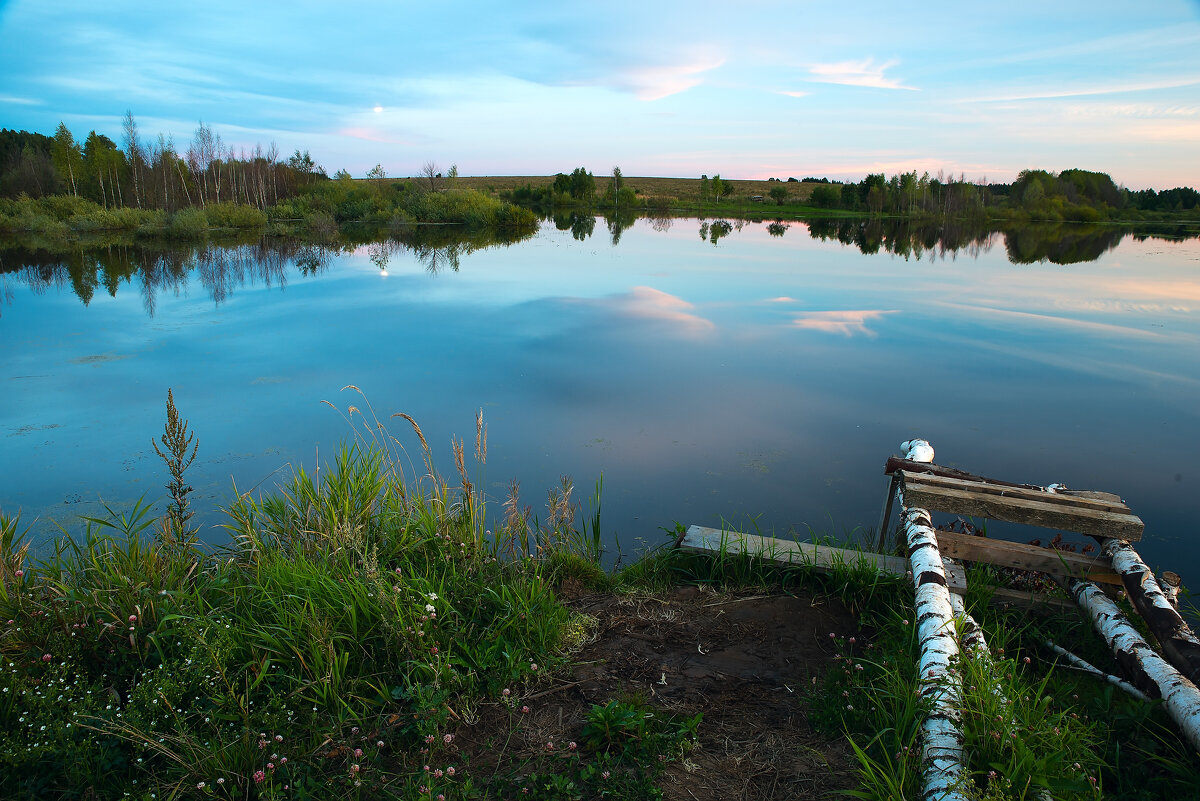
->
[202,202,266,229]
[38,194,103,221]
[168,206,209,238]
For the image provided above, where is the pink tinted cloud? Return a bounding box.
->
[617,286,715,332]
[790,309,895,336]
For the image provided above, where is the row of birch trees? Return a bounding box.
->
[38,111,322,211]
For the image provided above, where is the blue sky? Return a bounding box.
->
[2,1,1198,189]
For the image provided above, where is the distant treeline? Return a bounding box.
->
[794,169,1199,222]
[497,164,1199,224]
[0,118,538,238]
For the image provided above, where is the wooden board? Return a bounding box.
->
[885,458,1125,505]
[935,530,1122,586]
[678,525,968,592]
[986,586,1074,609]
[678,526,1078,610]
[898,471,1144,541]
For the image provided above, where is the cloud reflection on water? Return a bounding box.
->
[574,286,715,335]
[789,309,896,337]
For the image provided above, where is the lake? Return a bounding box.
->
[2,217,1198,579]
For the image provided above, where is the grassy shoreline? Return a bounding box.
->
[3,399,1199,799]
[0,180,540,244]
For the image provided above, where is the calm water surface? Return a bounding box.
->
[2,219,1198,578]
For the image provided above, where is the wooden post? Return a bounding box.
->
[900,439,970,801]
[1099,538,1200,686]
[876,473,899,552]
[1069,578,1200,753]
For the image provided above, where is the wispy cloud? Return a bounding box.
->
[613,55,725,100]
[976,26,1200,68]
[0,95,42,105]
[790,310,896,336]
[964,75,1200,103]
[935,303,1164,339]
[807,58,916,91]
[777,90,809,98]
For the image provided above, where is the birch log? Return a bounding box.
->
[900,439,970,801]
[1069,579,1200,752]
[1099,538,1200,686]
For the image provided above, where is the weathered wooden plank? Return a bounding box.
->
[935,530,1123,586]
[678,526,1071,610]
[678,525,968,591]
[886,458,1128,506]
[886,456,1045,490]
[899,473,1144,541]
[988,587,1074,609]
[900,471,1131,513]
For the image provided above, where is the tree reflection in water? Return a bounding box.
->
[0,223,537,315]
[2,217,1196,318]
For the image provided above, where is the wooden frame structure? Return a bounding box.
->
[876,456,1144,585]
[677,439,1199,796]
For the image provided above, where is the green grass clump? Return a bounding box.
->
[0,393,616,800]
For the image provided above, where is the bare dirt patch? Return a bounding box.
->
[453,585,863,800]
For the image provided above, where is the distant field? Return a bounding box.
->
[452,175,821,205]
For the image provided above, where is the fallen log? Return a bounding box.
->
[1099,538,1200,686]
[1068,579,1200,753]
[900,439,970,801]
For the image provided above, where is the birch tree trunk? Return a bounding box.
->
[1070,579,1200,752]
[900,439,970,801]
[1100,538,1200,685]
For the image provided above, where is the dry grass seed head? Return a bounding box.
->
[453,437,467,482]
[475,408,487,464]
[390,412,430,453]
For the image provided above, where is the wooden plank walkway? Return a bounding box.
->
[678,525,1075,608]
[678,525,969,590]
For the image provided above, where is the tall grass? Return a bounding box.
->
[0,393,611,799]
